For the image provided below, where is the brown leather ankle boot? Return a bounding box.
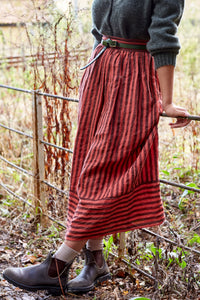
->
[3,252,73,295]
[67,248,111,294]
[91,249,104,268]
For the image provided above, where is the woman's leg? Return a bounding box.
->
[86,238,104,267]
[53,238,104,268]
[86,238,104,251]
[67,237,111,293]
[54,239,87,262]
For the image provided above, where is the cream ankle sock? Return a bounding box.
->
[54,243,79,263]
[86,239,104,251]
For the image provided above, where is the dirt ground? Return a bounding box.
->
[0,189,200,300]
[0,214,154,300]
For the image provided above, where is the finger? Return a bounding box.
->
[169,119,191,128]
[169,117,191,126]
[169,118,187,125]
[171,118,191,126]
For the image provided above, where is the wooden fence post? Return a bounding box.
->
[32,90,46,226]
[118,232,126,258]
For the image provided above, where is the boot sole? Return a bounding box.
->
[67,273,112,294]
[3,273,64,296]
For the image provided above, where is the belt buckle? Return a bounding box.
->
[109,39,118,48]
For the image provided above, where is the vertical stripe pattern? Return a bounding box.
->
[65,41,165,241]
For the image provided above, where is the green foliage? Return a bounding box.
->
[75,268,81,276]
[12,171,21,183]
[1,196,14,207]
[161,170,170,176]
[188,233,200,246]
[44,224,60,239]
[136,242,189,272]
[178,182,199,210]
[130,297,151,300]
[166,248,187,270]
[0,206,10,217]
[135,258,141,265]
[103,235,114,259]
[150,244,163,259]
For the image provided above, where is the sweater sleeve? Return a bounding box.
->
[147,0,184,69]
[91,26,103,50]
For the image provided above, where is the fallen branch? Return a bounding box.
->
[142,228,200,255]
[109,252,157,283]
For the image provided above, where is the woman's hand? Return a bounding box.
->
[156,65,191,129]
[164,103,191,128]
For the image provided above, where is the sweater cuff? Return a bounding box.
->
[153,52,177,70]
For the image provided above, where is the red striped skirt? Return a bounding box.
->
[65,38,165,241]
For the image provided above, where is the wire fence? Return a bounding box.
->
[0,83,200,281]
[1,83,200,194]
[0,50,90,69]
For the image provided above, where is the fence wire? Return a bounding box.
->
[0,123,33,138]
[1,181,199,285]
[41,140,73,154]
[0,84,200,261]
[0,155,34,177]
[0,84,200,198]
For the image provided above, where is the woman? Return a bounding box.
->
[3,0,190,296]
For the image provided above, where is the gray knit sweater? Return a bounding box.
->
[91,0,184,69]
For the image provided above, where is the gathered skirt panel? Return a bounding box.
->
[65,44,165,240]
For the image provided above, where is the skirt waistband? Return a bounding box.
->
[80,36,147,70]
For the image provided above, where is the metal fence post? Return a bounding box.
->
[32,90,46,226]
